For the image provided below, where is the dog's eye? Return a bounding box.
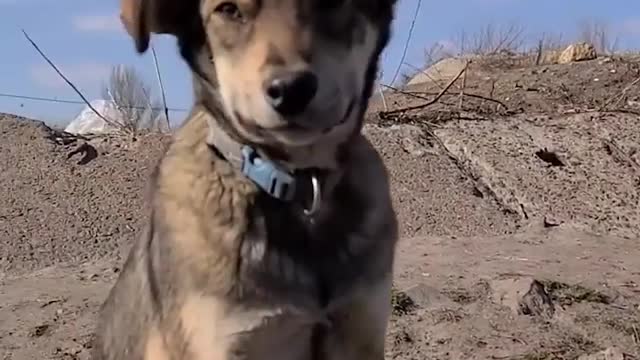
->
[214,2,244,22]
[317,0,345,10]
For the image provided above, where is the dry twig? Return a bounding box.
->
[380,61,469,116]
[459,62,467,110]
[603,138,640,174]
[599,75,640,111]
[378,83,388,112]
[21,29,124,131]
[408,90,508,110]
[402,62,446,90]
[379,84,431,102]
[150,44,171,131]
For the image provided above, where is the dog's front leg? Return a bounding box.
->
[322,275,393,360]
[170,294,259,360]
[173,294,313,360]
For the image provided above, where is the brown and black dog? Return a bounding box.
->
[92,0,399,359]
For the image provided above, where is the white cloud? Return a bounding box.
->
[72,14,123,33]
[30,62,111,90]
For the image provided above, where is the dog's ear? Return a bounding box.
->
[120,0,190,53]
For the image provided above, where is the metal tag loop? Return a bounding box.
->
[303,174,321,217]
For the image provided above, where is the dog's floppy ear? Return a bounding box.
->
[119,0,190,53]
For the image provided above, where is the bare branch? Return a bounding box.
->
[102,65,163,133]
[577,19,619,55]
[21,29,125,131]
[380,61,469,116]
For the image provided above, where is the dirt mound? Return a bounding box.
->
[435,112,640,238]
[364,124,519,238]
[0,114,170,276]
[0,114,520,277]
[371,53,640,121]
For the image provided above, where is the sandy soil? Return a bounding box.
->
[1,53,639,360]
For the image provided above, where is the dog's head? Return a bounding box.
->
[121,0,396,161]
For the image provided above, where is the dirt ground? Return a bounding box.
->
[1,53,640,360]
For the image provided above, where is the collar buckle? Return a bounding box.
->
[240,146,296,201]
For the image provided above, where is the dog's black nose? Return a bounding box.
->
[264,71,318,117]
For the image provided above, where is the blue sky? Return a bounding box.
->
[1,0,639,127]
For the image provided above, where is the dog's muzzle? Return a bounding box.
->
[264,70,319,118]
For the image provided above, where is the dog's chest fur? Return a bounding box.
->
[92,109,397,360]
[151,109,396,314]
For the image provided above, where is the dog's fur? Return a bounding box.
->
[93,0,398,359]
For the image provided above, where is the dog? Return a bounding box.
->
[92,0,399,359]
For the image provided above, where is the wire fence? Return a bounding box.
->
[0,92,189,113]
[8,6,631,128]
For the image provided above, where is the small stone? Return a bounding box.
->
[401,137,427,157]
[29,324,50,338]
[544,215,563,228]
[558,42,597,64]
[391,287,417,316]
[577,347,628,360]
[491,277,555,319]
[403,283,456,310]
[599,57,613,64]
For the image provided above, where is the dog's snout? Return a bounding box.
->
[264,71,318,117]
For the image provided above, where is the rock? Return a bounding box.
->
[401,137,428,157]
[543,214,563,228]
[406,57,471,86]
[391,287,417,316]
[402,283,456,310]
[599,57,613,64]
[627,100,640,108]
[577,347,629,360]
[558,42,597,64]
[28,324,50,338]
[491,277,555,319]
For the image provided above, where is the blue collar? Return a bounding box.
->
[207,121,324,215]
[239,145,297,201]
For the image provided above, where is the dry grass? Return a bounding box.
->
[577,19,620,55]
[542,281,612,306]
[455,23,527,56]
[398,18,629,84]
[497,332,600,360]
[101,65,168,135]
